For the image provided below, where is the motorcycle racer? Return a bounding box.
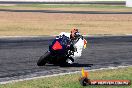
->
[37,28,87,66]
[59,29,87,64]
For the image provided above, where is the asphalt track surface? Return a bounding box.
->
[1,9,132,14]
[0,36,132,82]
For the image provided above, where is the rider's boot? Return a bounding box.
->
[66,57,74,64]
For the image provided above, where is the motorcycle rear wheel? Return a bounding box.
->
[37,51,50,66]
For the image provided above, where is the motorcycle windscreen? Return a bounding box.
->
[52,41,62,50]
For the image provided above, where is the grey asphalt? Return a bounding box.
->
[0,36,132,82]
[1,9,132,14]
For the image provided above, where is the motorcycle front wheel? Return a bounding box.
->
[37,51,50,66]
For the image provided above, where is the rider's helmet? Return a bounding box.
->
[70,28,80,40]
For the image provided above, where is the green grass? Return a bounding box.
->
[1,66,132,88]
[0,4,131,9]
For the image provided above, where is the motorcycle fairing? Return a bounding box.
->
[50,35,70,51]
[52,41,62,50]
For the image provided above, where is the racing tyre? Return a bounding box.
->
[37,51,50,66]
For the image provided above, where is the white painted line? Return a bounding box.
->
[126,34,132,36]
[89,65,132,71]
[0,65,132,84]
[0,36,44,38]
[1,34,132,38]
[0,35,54,39]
